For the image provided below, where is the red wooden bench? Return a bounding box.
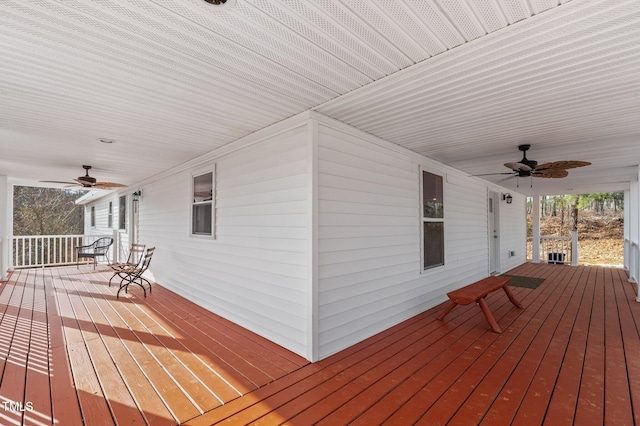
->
[437,276,523,333]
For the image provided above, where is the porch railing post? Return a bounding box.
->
[571,231,578,266]
[112,229,119,264]
[532,196,540,263]
[0,239,6,282]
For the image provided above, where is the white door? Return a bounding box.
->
[489,192,500,274]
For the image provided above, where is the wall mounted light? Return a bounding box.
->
[502,193,513,204]
[132,190,142,203]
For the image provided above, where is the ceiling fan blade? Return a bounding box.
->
[41,180,79,185]
[536,160,591,171]
[473,172,516,176]
[73,179,95,187]
[504,162,532,172]
[497,175,516,183]
[93,181,127,189]
[533,169,569,178]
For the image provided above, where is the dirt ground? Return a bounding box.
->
[528,210,624,266]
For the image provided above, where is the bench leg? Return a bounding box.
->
[477,297,502,333]
[437,301,458,321]
[502,285,524,309]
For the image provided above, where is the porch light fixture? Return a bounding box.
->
[503,193,513,204]
[132,190,142,203]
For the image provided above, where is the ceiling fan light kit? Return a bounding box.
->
[476,144,591,188]
[42,165,126,189]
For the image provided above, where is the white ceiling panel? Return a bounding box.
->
[0,0,638,196]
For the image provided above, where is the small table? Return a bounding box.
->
[437,276,523,333]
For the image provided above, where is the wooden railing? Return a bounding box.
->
[540,236,573,265]
[12,235,111,269]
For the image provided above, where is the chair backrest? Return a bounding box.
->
[94,237,113,254]
[126,243,146,265]
[139,247,155,273]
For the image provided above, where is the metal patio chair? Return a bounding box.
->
[113,247,156,299]
[108,243,146,286]
[75,237,113,269]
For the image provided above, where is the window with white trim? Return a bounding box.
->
[422,170,444,269]
[108,202,113,228]
[192,171,213,236]
[90,206,96,227]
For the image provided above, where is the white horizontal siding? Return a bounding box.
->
[499,192,527,271]
[315,119,524,359]
[138,125,311,358]
[81,112,528,362]
[316,124,421,358]
[83,194,127,262]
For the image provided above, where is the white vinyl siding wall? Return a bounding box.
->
[315,119,524,359]
[139,125,311,358]
[81,111,527,362]
[498,192,527,271]
[83,194,129,262]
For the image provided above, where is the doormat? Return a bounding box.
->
[502,274,545,289]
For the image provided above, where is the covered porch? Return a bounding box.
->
[1,262,638,425]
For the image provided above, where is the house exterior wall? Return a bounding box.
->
[82,112,526,361]
[82,193,128,263]
[314,117,526,359]
[138,123,312,358]
[499,192,527,272]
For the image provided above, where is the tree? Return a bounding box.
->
[13,186,87,235]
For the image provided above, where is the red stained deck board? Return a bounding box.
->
[3,263,639,426]
[485,265,585,426]
[187,364,328,425]
[574,267,606,426]
[603,267,634,425]
[312,287,529,425]
[314,307,500,425]
[77,278,220,415]
[56,270,152,425]
[42,269,84,426]
[444,265,578,425]
[139,283,303,382]
[544,266,598,424]
[0,269,35,426]
[616,268,640,425]
[104,273,290,392]
[63,270,192,424]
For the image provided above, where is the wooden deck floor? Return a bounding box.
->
[1,263,639,425]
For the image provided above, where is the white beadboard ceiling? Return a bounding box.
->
[1,0,638,196]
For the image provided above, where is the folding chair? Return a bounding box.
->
[109,243,145,286]
[113,247,155,299]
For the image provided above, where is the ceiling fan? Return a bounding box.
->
[43,165,126,189]
[477,144,591,186]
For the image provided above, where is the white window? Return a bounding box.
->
[192,171,214,236]
[422,170,444,269]
[108,202,113,228]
